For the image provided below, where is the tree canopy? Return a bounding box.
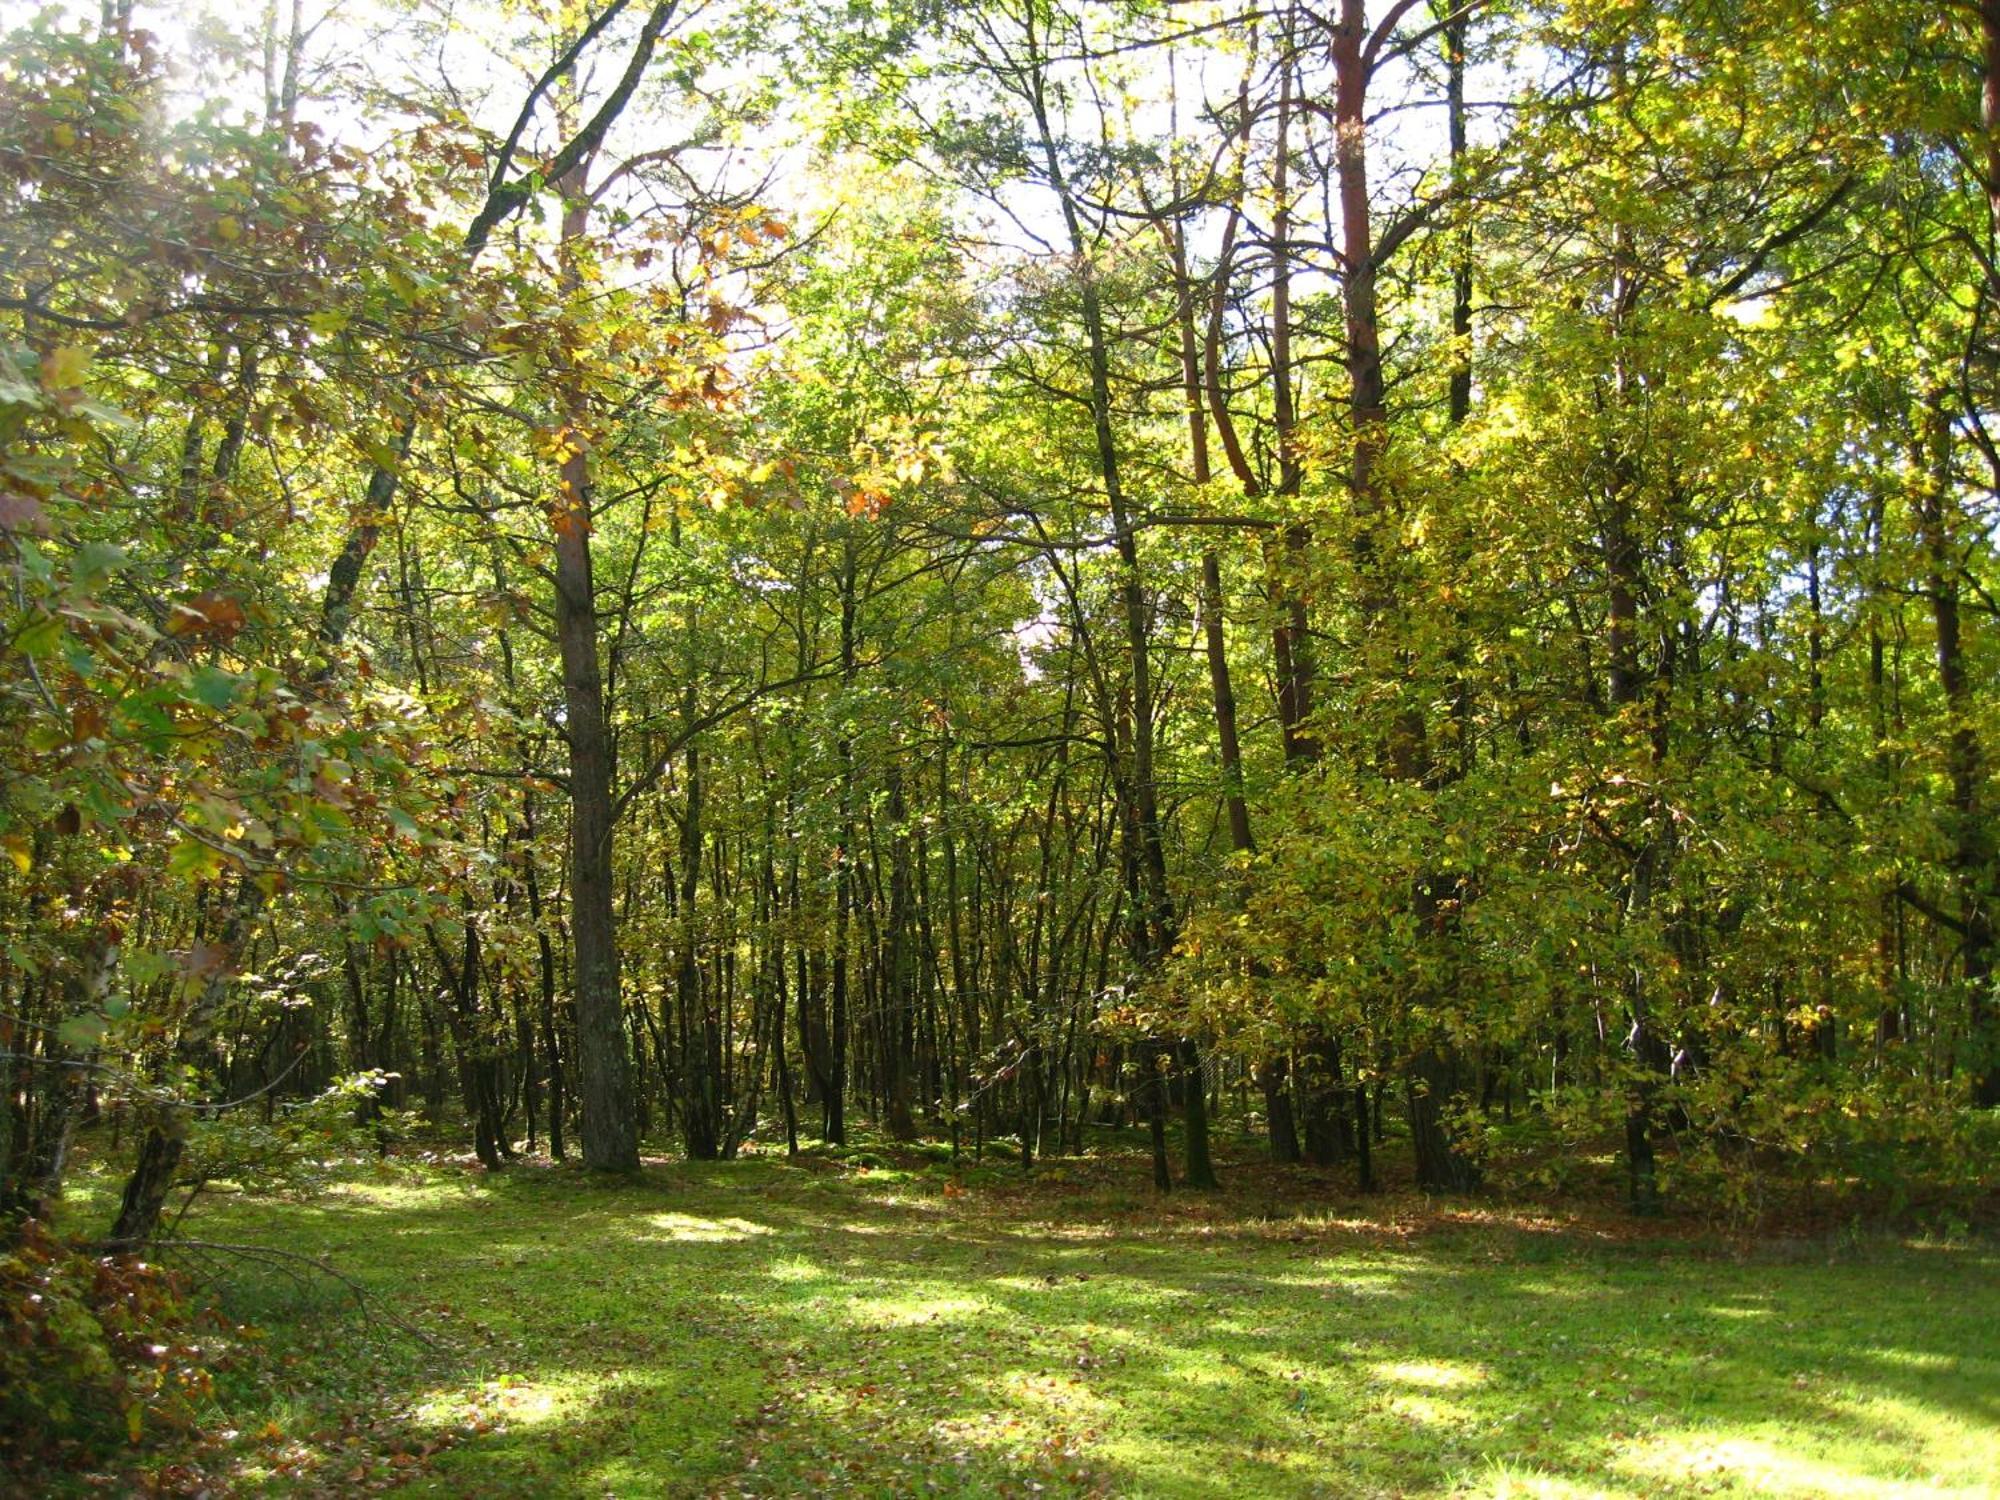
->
[5,0,1998,1271]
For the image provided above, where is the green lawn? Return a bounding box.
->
[60,1146,2000,1497]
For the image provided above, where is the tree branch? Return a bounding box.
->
[462,0,681,258]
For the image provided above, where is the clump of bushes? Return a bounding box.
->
[1470,1072,2000,1229]
[0,1218,218,1478]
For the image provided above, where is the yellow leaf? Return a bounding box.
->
[2,833,30,875]
[42,345,89,390]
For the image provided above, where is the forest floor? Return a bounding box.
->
[53,1137,2000,1498]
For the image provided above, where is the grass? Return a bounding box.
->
[54,1140,2000,1497]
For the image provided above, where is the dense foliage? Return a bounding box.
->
[5,0,1998,1308]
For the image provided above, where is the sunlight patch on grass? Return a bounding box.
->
[1384,1389,1479,1427]
[1495,1277,1597,1299]
[1011,1219,1119,1242]
[1618,1433,1978,1498]
[765,1253,827,1282]
[1092,1408,1328,1498]
[478,1377,563,1425]
[323,1175,466,1210]
[993,1367,1109,1418]
[1863,1345,1959,1370]
[1375,1358,1486,1389]
[411,1368,609,1437]
[807,1216,904,1237]
[89,1151,1999,1499]
[636,1210,772,1242]
[851,1292,995,1327]
[1268,1263,1412,1297]
[989,1272,1119,1296]
[1270,1210,1396,1236]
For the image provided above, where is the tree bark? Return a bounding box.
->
[554,175,638,1173]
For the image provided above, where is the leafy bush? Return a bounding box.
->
[1471,1087,1624,1198]
[171,1072,413,1225]
[0,1220,217,1477]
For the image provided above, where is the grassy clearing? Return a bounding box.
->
[56,1144,2000,1497]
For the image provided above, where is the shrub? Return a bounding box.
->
[0,1219,216,1477]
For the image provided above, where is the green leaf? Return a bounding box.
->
[68,396,132,431]
[12,612,62,659]
[166,837,227,882]
[16,539,52,585]
[123,948,172,986]
[360,432,405,471]
[73,541,126,589]
[0,348,41,407]
[57,1012,108,1050]
[190,664,242,711]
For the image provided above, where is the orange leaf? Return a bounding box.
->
[549,502,589,540]
[164,591,247,641]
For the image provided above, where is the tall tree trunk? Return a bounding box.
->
[883,763,919,1139]
[826,532,859,1146]
[1329,0,1475,1191]
[554,174,638,1172]
[680,728,720,1159]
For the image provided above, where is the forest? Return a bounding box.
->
[2,0,1998,1493]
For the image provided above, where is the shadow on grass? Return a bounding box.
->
[93,1150,2000,1498]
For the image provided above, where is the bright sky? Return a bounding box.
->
[40,0,1506,260]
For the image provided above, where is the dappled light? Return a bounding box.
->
[1375,1359,1488,1390]
[1618,1434,1956,1498]
[636,1211,775,1244]
[42,1151,1996,1495]
[9,0,2000,1493]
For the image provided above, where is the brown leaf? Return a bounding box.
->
[164,591,247,641]
[182,942,233,980]
[0,492,49,534]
